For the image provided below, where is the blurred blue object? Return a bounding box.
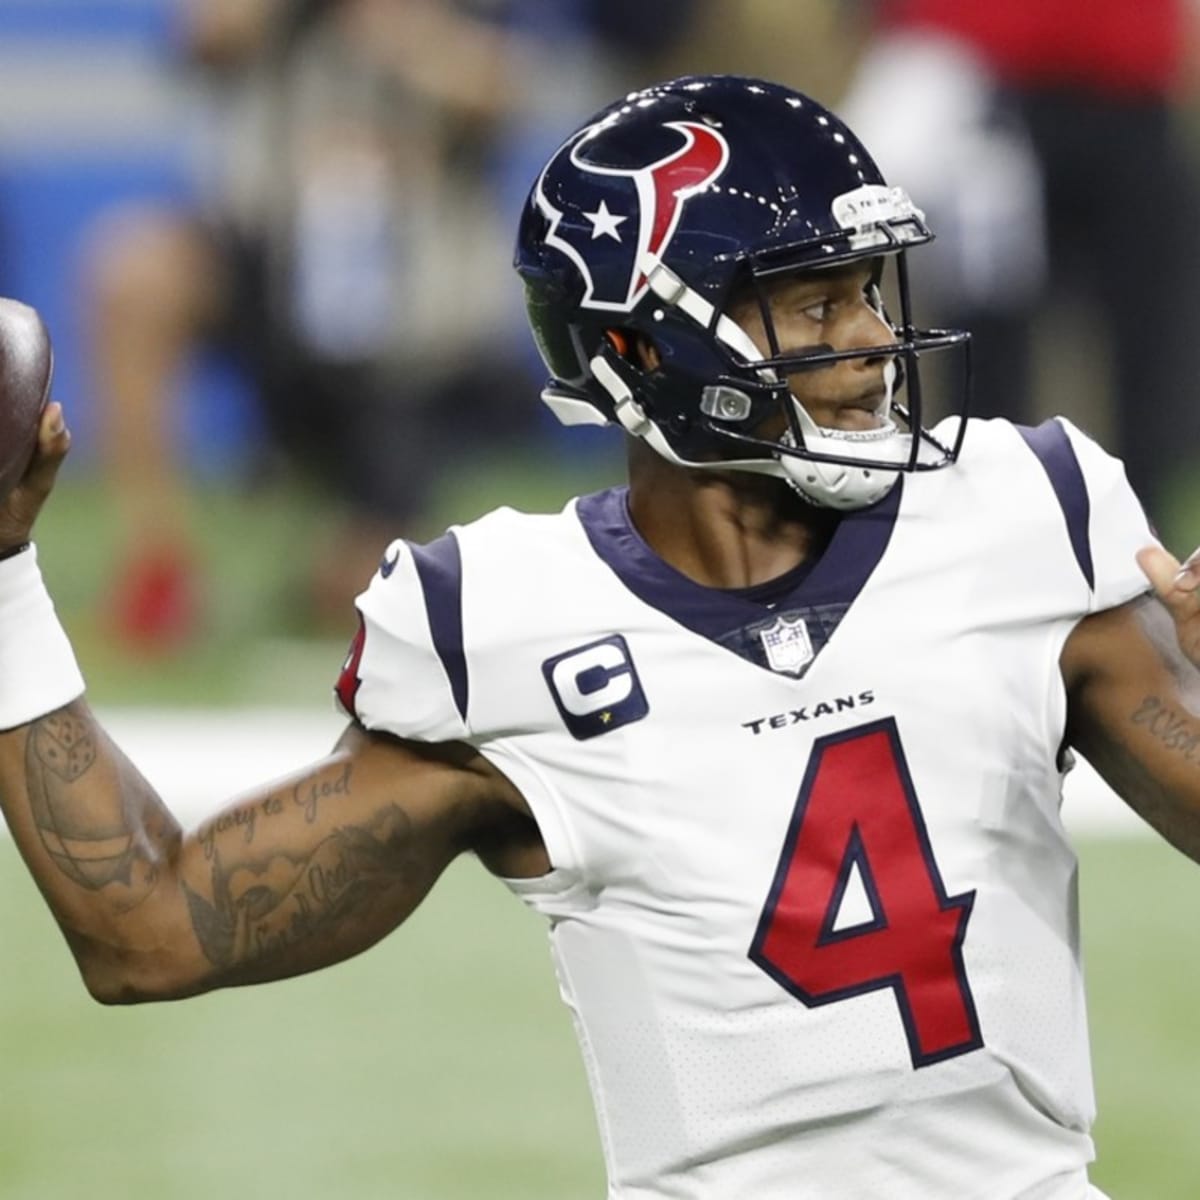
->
[0,0,174,40]
[0,0,259,473]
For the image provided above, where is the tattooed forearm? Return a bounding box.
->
[20,705,182,914]
[30,710,96,782]
[3,706,473,998]
[184,803,415,972]
[1098,693,1200,864]
[1130,695,1200,766]
[26,711,137,893]
[25,712,119,889]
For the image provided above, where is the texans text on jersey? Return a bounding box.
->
[742,690,875,735]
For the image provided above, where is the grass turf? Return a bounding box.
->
[0,849,602,1199]
[2,836,1199,1198]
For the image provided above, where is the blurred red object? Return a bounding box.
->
[879,0,1187,94]
[109,544,199,653]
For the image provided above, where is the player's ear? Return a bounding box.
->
[636,336,661,370]
[605,328,660,371]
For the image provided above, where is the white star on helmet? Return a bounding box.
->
[584,200,628,242]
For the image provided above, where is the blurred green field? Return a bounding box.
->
[3,836,1200,1199]
[30,448,625,709]
[0,847,603,1200]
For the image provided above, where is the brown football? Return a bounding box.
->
[0,298,53,503]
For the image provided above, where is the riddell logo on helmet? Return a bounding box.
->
[536,120,730,313]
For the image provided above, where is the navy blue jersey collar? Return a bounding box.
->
[575,482,902,675]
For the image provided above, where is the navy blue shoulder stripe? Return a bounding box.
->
[408,532,469,722]
[1017,420,1094,590]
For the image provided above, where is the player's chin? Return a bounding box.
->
[840,409,889,433]
[806,405,888,434]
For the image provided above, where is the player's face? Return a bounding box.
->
[727,262,895,433]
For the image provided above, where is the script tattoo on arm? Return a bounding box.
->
[10,703,489,997]
[182,798,417,972]
[1130,695,1200,768]
[1108,691,1200,861]
[178,755,451,984]
[1065,595,1200,863]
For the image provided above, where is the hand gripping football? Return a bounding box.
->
[0,298,53,502]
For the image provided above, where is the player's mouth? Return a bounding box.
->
[828,388,889,432]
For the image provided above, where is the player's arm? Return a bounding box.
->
[0,405,543,1002]
[0,703,535,1003]
[1062,545,1200,861]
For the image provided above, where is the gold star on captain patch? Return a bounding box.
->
[600,711,613,724]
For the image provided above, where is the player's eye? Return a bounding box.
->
[801,299,833,323]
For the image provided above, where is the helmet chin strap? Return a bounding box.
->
[780,360,907,510]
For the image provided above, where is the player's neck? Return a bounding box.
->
[625,442,839,590]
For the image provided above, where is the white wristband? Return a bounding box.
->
[0,543,85,731]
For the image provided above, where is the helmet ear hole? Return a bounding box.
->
[604,329,630,358]
[606,328,661,371]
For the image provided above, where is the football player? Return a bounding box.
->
[2,75,1199,1199]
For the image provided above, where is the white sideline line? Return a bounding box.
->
[0,708,346,836]
[2,707,1147,837]
[101,707,349,828]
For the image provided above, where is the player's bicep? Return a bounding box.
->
[1064,596,1200,859]
[168,725,493,995]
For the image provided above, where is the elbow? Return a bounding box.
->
[81,962,203,1006]
[76,954,165,1006]
[70,936,204,1006]
[83,976,154,1007]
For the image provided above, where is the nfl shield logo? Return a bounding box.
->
[759,614,814,677]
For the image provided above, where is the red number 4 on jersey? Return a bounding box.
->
[750,719,984,1068]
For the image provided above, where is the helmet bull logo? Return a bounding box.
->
[536,120,730,313]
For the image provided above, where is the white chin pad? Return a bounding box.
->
[780,359,911,509]
[780,446,901,510]
[782,390,909,510]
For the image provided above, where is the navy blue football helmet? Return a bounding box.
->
[514,75,970,509]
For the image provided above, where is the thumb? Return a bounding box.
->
[1137,544,1181,594]
[20,402,71,500]
[1136,543,1199,617]
[0,402,70,547]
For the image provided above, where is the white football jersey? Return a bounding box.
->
[337,417,1153,1200]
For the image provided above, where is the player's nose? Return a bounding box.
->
[841,297,895,367]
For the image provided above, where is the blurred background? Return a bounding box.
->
[2,1,1200,1197]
